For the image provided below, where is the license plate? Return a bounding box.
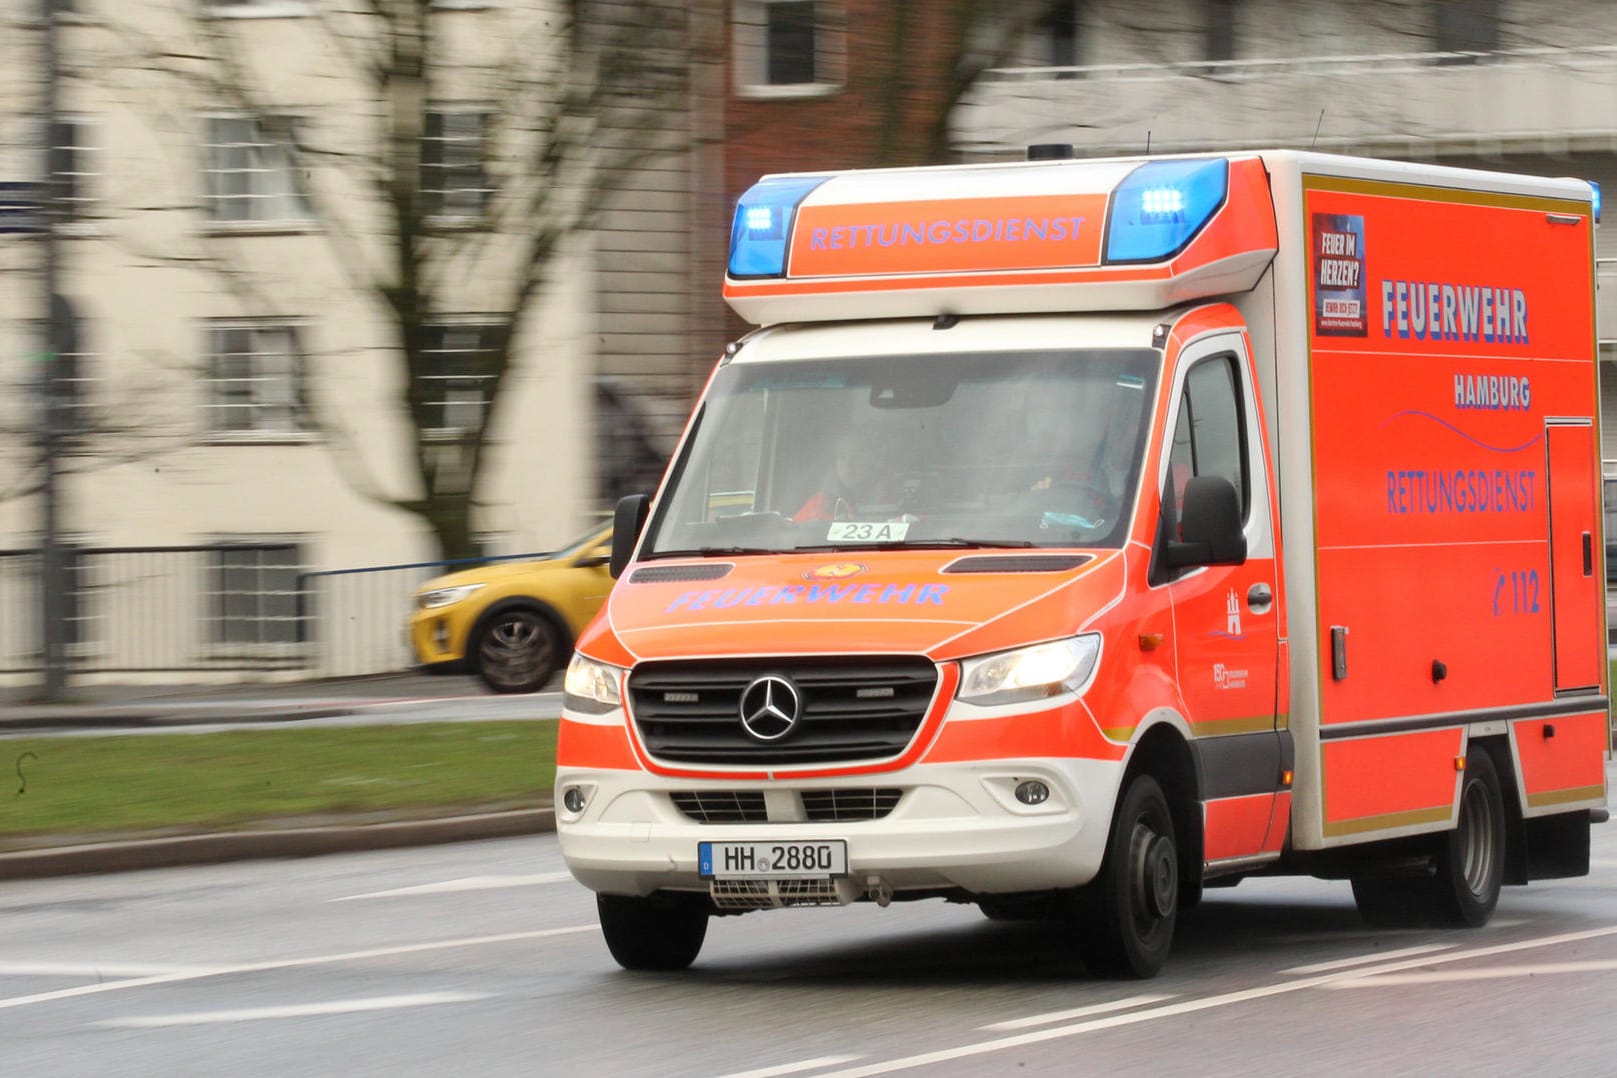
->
[698,840,847,880]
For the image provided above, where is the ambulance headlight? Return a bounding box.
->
[563,654,624,714]
[957,634,1102,707]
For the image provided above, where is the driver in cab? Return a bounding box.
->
[794,426,880,523]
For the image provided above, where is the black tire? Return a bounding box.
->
[474,605,562,694]
[597,893,709,972]
[1351,751,1506,929]
[1076,775,1178,978]
[1431,749,1506,926]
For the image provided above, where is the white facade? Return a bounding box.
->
[954,0,1617,458]
[0,0,707,682]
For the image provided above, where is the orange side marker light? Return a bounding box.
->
[1139,632,1165,651]
[1455,755,1467,772]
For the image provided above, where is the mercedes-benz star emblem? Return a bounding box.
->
[738,675,801,742]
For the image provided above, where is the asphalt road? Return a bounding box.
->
[7,774,1617,1078]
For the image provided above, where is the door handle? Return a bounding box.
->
[1583,532,1592,577]
[1247,583,1272,608]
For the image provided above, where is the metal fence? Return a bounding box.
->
[0,544,549,682]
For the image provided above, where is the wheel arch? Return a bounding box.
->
[1123,720,1204,891]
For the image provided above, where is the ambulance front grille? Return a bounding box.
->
[670,788,903,824]
[628,657,937,766]
[670,791,767,823]
[710,878,844,909]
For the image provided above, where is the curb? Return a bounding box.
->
[0,707,358,734]
[0,807,555,882]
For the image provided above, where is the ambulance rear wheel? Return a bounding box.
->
[597,893,709,971]
[1351,752,1505,928]
[1430,750,1505,926]
[1077,775,1177,979]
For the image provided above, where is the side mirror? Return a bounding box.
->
[610,494,651,579]
[1165,475,1246,569]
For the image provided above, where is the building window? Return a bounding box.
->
[206,323,305,436]
[733,0,844,98]
[204,116,310,224]
[1434,0,1500,62]
[49,118,95,228]
[421,323,498,435]
[422,108,491,222]
[1203,0,1236,64]
[207,543,308,647]
[1040,1,1083,69]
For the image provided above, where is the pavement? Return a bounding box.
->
[0,671,558,882]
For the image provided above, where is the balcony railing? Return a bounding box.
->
[955,45,1617,160]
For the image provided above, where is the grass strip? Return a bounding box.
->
[1,721,556,848]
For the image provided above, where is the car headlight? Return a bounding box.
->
[957,634,1102,707]
[564,654,624,714]
[416,583,484,610]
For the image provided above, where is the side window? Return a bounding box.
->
[1168,354,1248,521]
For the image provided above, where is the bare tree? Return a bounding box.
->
[75,0,692,560]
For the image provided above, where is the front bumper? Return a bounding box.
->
[555,756,1125,900]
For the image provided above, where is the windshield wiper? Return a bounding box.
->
[643,546,783,560]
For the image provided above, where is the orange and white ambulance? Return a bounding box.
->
[555,149,1610,977]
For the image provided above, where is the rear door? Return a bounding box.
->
[1546,420,1602,692]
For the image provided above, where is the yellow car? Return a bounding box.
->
[409,523,614,693]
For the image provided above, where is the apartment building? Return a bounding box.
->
[953,0,1617,450]
[721,1,1616,449]
[0,0,714,678]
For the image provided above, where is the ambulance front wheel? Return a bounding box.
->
[1076,774,1178,979]
[597,892,709,971]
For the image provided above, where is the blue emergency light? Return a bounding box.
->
[1104,158,1229,263]
[1592,180,1602,223]
[727,175,829,279]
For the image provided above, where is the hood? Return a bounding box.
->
[419,555,572,592]
[582,549,1125,665]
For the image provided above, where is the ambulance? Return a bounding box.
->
[555,149,1610,978]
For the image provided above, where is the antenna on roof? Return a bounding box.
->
[1311,110,1325,150]
[1145,130,1152,154]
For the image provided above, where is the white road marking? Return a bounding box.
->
[804,925,1617,1077]
[713,1057,864,1078]
[1321,959,1617,987]
[99,992,490,1027]
[980,994,1174,1031]
[0,926,594,1012]
[0,961,206,978]
[1281,943,1456,974]
[332,873,574,901]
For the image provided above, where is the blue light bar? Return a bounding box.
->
[1592,180,1602,223]
[727,176,829,279]
[1104,158,1229,264]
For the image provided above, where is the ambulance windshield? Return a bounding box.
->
[642,348,1160,557]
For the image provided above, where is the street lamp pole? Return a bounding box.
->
[38,0,68,701]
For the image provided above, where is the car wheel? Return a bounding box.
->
[1075,774,1178,979]
[597,893,709,971]
[474,606,561,694]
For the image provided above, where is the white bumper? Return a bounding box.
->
[555,756,1125,900]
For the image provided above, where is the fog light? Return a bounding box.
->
[432,620,449,649]
[562,786,586,813]
[1014,780,1049,806]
